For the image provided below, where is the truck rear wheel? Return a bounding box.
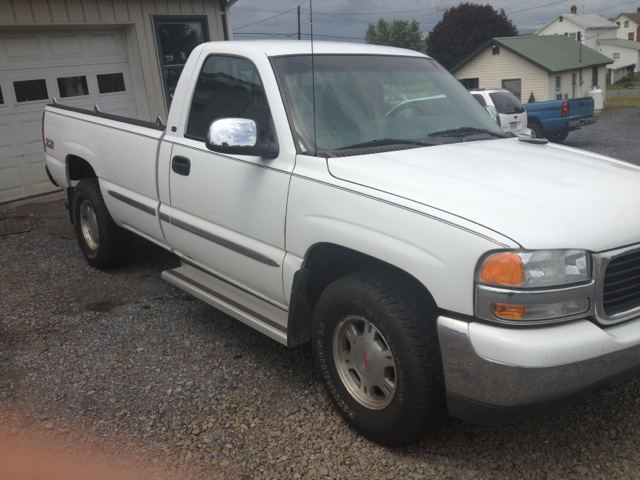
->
[547,130,569,143]
[312,270,445,447]
[72,177,132,269]
[529,122,544,139]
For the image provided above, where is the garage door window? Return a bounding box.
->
[154,15,210,108]
[14,79,49,103]
[97,73,126,94]
[57,76,89,98]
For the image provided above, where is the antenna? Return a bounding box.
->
[310,0,317,157]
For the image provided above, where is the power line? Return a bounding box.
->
[234,8,296,30]
[507,0,568,15]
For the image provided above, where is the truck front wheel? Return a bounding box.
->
[72,177,132,269]
[312,270,445,447]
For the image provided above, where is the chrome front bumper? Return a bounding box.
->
[438,315,640,424]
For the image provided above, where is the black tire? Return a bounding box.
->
[529,121,544,139]
[72,177,132,269]
[312,270,445,447]
[546,130,569,143]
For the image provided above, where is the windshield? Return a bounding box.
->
[271,54,505,154]
[488,91,525,115]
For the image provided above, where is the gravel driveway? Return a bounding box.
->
[2,108,640,480]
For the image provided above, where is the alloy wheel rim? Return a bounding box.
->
[332,315,397,410]
[80,200,99,250]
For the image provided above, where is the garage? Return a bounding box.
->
[0,28,142,202]
[0,0,234,204]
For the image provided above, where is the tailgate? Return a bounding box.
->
[568,97,594,118]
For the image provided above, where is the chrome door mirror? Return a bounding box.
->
[207,118,257,148]
[205,118,278,158]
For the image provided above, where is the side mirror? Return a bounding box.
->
[484,105,501,127]
[205,118,278,159]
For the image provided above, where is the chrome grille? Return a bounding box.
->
[602,249,640,317]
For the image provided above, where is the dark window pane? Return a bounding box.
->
[158,22,203,66]
[14,79,49,103]
[97,73,126,94]
[500,79,522,101]
[489,91,524,114]
[164,65,184,101]
[57,76,89,97]
[187,55,270,141]
[0,85,3,105]
[472,94,486,107]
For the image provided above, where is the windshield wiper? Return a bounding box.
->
[428,127,508,138]
[337,138,435,150]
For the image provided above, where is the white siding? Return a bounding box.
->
[0,0,226,121]
[537,18,617,50]
[454,45,548,103]
[547,69,594,100]
[614,14,640,41]
[597,42,640,74]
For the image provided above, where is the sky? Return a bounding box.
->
[228,0,640,41]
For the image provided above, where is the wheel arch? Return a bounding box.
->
[67,154,97,181]
[286,242,439,347]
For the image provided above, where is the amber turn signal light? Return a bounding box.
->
[480,253,525,286]
[492,303,526,320]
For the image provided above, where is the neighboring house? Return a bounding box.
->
[597,38,640,83]
[536,5,618,50]
[452,35,612,103]
[0,0,236,203]
[613,8,640,42]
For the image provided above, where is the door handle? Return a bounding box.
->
[172,156,191,176]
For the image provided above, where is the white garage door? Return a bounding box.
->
[0,28,141,203]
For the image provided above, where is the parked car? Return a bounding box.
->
[524,97,597,143]
[470,88,529,135]
[44,41,640,448]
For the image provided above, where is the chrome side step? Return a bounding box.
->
[162,263,288,345]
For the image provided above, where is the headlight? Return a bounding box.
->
[476,250,594,324]
[479,249,590,288]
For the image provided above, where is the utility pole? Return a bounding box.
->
[297,5,301,40]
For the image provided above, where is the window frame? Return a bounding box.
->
[12,78,50,104]
[501,78,522,101]
[629,32,635,41]
[96,72,127,96]
[183,53,275,145]
[613,53,621,60]
[555,75,562,100]
[56,74,90,99]
[0,82,5,107]
[153,15,210,109]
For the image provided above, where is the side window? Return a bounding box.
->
[0,85,4,105]
[472,94,486,107]
[186,55,272,142]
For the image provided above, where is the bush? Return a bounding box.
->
[528,92,536,103]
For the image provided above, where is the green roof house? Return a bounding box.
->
[451,35,613,102]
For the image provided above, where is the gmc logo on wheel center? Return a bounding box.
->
[362,349,369,372]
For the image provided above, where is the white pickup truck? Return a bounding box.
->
[44,41,640,447]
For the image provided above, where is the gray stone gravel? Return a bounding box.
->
[2,108,640,479]
[562,106,640,166]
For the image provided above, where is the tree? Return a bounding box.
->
[426,3,518,71]
[365,18,425,53]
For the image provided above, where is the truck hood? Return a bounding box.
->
[327,138,640,252]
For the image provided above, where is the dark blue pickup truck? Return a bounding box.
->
[524,96,597,143]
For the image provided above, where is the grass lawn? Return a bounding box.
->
[605,93,640,108]
[606,80,640,91]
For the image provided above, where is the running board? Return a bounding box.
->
[162,263,288,345]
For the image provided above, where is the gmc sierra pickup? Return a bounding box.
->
[44,41,640,447]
